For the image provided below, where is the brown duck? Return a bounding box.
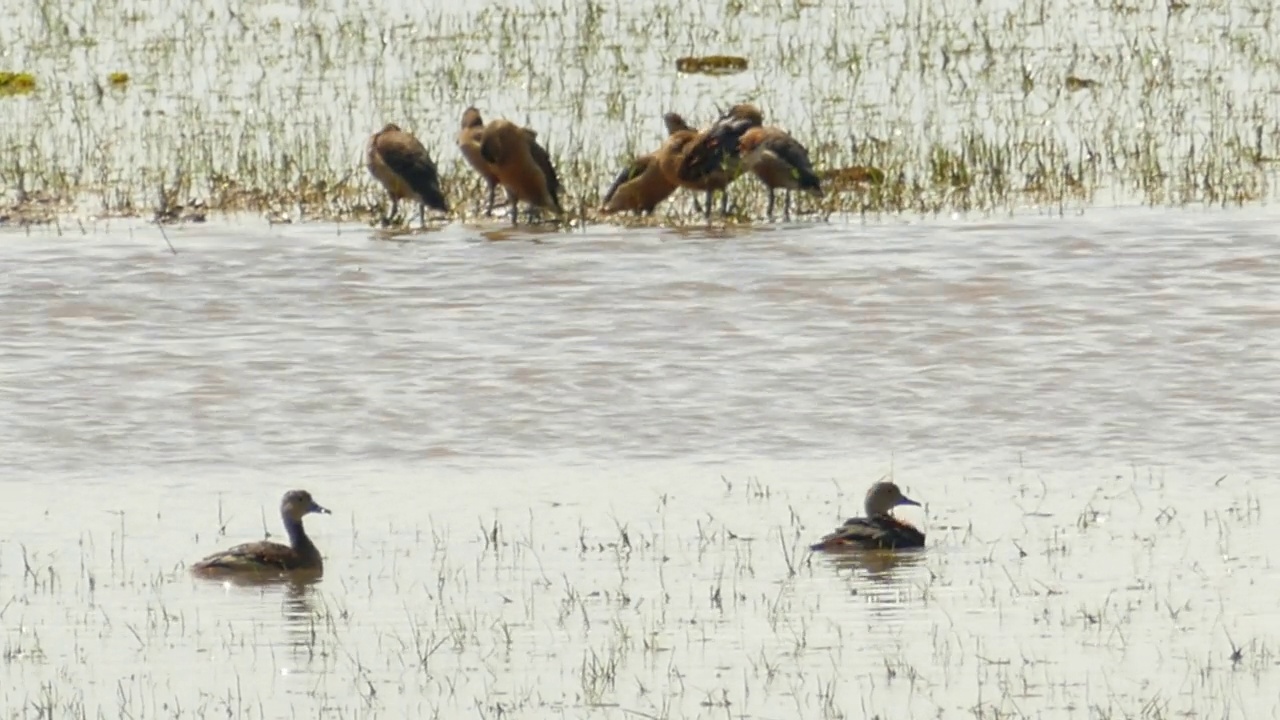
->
[457,107,503,216]
[599,113,690,215]
[478,118,563,224]
[672,104,764,217]
[367,123,449,226]
[737,125,824,219]
[191,490,331,576]
[810,481,925,551]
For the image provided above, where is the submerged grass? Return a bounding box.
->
[3,468,1278,718]
[1,0,1278,228]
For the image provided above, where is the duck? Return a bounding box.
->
[367,123,450,226]
[478,117,563,224]
[810,481,925,551]
[672,104,764,217]
[191,490,331,575]
[599,113,688,216]
[600,153,676,215]
[736,125,823,219]
[456,107,503,216]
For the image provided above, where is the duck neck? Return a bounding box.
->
[283,515,320,560]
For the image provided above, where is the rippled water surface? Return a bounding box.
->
[3,211,1280,718]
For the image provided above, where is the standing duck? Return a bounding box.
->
[478,118,563,224]
[599,113,689,216]
[736,126,823,219]
[456,107,503,216]
[191,490,331,576]
[672,103,764,217]
[810,481,925,551]
[367,123,450,226]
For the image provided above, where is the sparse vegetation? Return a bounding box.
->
[2,469,1275,717]
[1,0,1277,228]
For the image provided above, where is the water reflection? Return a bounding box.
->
[280,577,324,652]
[820,547,926,583]
[191,571,325,652]
[191,568,325,590]
[478,224,560,242]
[817,550,928,625]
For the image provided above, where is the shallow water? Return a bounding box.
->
[3,209,1279,718]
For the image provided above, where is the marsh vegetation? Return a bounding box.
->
[4,466,1278,718]
[2,0,1278,227]
[3,0,1279,716]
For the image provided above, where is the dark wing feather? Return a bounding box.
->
[810,516,925,551]
[677,129,733,182]
[380,138,449,212]
[602,155,650,204]
[193,540,304,572]
[478,131,503,166]
[764,134,822,193]
[526,138,562,213]
[677,117,757,183]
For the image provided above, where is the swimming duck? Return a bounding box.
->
[191,490,331,575]
[367,123,450,226]
[810,481,925,551]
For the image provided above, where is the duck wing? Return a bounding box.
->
[761,132,822,193]
[378,139,449,212]
[810,516,924,551]
[526,137,563,212]
[676,112,764,183]
[602,155,651,205]
[192,540,300,572]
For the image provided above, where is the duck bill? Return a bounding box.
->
[310,502,332,515]
[897,495,921,508]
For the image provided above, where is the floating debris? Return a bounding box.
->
[820,165,886,190]
[0,71,36,96]
[1065,75,1099,91]
[107,72,130,88]
[675,55,748,76]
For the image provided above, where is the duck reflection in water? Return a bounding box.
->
[826,546,925,587]
[191,490,331,581]
[810,481,925,551]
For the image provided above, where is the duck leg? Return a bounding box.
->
[766,189,776,220]
[719,190,730,217]
[509,196,519,225]
[484,183,497,216]
[783,190,792,220]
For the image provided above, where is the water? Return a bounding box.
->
[3,209,1279,718]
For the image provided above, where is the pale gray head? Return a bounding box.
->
[864,481,920,517]
[281,490,330,522]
